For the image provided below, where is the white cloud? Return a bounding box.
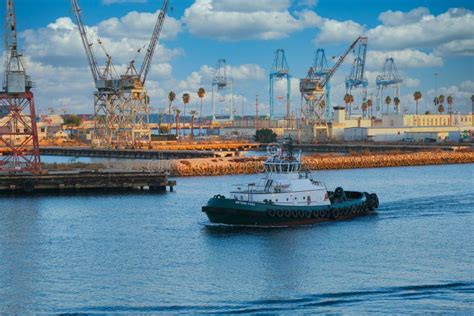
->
[366,49,443,69]
[199,63,266,81]
[314,18,364,44]
[368,8,474,50]
[183,0,320,40]
[149,63,173,78]
[403,77,421,88]
[378,7,430,26]
[98,11,182,40]
[212,0,291,13]
[20,16,183,68]
[434,39,474,56]
[313,7,474,53]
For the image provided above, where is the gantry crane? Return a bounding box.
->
[300,36,363,125]
[211,58,234,121]
[313,48,332,120]
[269,49,291,120]
[345,37,368,115]
[71,0,169,148]
[376,57,403,115]
[0,0,41,173]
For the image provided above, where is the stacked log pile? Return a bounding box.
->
[170,151,474,177]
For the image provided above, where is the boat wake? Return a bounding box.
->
[59,281,473,314]
[379,192,473,220]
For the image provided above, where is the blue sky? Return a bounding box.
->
[2,0,474,116]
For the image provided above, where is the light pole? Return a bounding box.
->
[434,73,439,114]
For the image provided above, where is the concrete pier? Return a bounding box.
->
[0,171,176,194]
[40,147,217,159]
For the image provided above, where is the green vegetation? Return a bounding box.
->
[63,115,82,127]
[159,125,169,134]
[255,128,277,143]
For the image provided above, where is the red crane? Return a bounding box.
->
[0,0,41,173]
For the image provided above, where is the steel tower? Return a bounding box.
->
[376,58,403,115]
[269,49,291,120]
[211,58,234,121]
[71,0,169,148]
[345,37,368,115]
[0,0,41,173]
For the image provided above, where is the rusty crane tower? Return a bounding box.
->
[300,36,365,126]
[71,0,169,148]
[0,0,41,173]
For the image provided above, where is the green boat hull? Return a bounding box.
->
[202,191,379,226]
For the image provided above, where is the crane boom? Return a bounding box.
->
[139,0,169,85]
[71,0,100,82]
[320,36,366,89]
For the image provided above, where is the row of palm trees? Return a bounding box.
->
[343,94,400,117]
[413,91,455,115]
[343,91,457,117]
[166,87,207,138]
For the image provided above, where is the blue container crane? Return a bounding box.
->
[269,49,291,120]
[345,37,368,114]
[376,58,403,114]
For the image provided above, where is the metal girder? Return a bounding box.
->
[0,92,41,173]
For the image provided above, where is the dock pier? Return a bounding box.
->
[0,171,176,194]
[40,147,217,159]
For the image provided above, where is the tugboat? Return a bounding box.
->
[202,140,379,226]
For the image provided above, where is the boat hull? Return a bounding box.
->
[202,192,379,226]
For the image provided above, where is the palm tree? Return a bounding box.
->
[447,95,453,114]
[433,97,439,114]
[344,94,354,117]
[413,91,422,115]
[168,91,176,133]
[438,103,444,114]
[367,98,373,117]
[348,95,354,116]
[182,93,190,137]
[189,109,197,138]
[447,95,454,125]
[344,93,350,113]
[361,102,368,118]
[384,96,392,115]
[438,95,445,114]
[393,97,400,114]
[173,107,181,138]
[197,87,206,136]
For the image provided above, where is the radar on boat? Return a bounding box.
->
[264,141,302,173]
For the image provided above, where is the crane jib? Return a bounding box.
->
[71,0,170,87]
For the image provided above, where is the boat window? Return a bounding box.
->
[303,196,306,200]
[276,199,278,202]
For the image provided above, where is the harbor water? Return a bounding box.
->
[1,164,473,314]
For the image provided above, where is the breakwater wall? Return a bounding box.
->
[169,151,474,177]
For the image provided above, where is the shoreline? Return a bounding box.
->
[169,151,474,177]
[42,150,474,177]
